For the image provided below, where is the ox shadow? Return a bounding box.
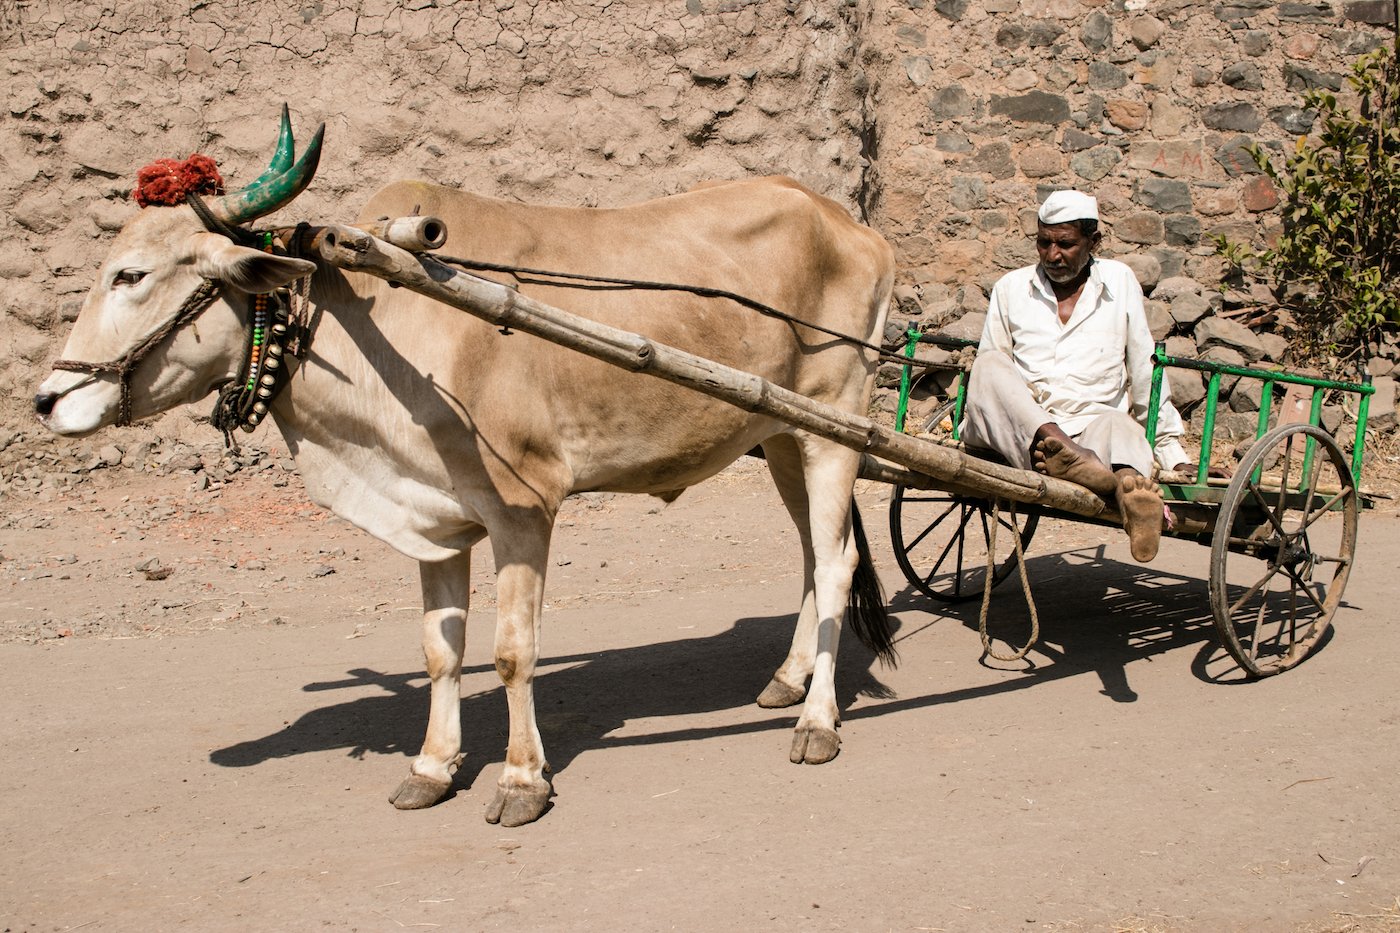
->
[869,540,1341,723]
[208,609,898,795]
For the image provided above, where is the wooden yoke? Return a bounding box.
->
[279,215,448,256]
[314,223,1120,524]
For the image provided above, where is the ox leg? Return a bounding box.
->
[756,436,818,710]
[390,551,472,810]
[762,435,862,764]
[484,524,555,827]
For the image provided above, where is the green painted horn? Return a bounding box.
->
[244,103,297,190]
[207,108,325,225]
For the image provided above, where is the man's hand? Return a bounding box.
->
[1172,461,1233,479]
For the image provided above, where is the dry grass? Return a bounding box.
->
[1299,897,1400,933]
[1106,917,1183,933]
[1036,899,1400,933]
[1040,914,1183,933]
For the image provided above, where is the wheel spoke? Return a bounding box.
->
[1285,585,1300,651]
[1296,488,1351,534]
[901,493,954,504]
[951,505,973,596]
[1235,569,1311,666]
[1296,444,1324,531]
[1246,594,1267,659]
[1276,433,1304,515]
[1227,560,1285,617]
[1287,581,1314,652]
[1263,580,1303,660]
[904,498,959,553]
[1279,561,1329,614]
[923,504,976,591]
[1243,479,1291,540]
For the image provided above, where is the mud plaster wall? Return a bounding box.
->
[0,0,1391,437]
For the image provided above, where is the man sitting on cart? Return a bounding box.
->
[960,189,1191,564]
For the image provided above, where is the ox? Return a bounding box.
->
[35,111,896,827]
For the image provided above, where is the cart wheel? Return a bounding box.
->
[1209,423,1359,677]
[889,485,1038,603]
[912,397,959,438]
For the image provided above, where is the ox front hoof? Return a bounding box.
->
[789,726,841,765]
[485,780,553,827]
[388,774,451,810]
[756,678,806,709]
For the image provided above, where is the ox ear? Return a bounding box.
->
[189,232,316,294]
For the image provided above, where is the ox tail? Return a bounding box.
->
[849,500,897,667]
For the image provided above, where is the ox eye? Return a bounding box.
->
[113,269,148,287]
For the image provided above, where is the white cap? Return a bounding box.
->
[1038,190,1099,225]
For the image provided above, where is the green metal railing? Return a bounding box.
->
[1146,343,1373,487]
[894,329,976,439]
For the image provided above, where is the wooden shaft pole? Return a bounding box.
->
[316,224,1117,523]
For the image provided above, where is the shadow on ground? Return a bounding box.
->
[209,605,895,791]
[881,542,1339,709]
[209,542,1347,792]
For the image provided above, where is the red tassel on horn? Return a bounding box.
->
[133,154,225,207]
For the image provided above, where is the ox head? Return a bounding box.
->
[35,106,324,437]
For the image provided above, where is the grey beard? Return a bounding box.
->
[1040,257,1091,284]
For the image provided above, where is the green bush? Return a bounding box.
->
[1216,32,1400,369]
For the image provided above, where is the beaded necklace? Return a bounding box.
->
[210,231,300,443]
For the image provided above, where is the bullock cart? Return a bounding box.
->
[305,219,1374,681]
[889,330,1375,676]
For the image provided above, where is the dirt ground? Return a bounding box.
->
[2,452,1399,933]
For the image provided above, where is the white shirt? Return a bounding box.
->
[979,257,1188,468]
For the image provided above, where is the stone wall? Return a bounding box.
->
[870,0,1395,298]
[858,0,1397,437]
[2,0,1395,455]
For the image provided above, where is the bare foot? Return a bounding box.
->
[1033,436,1117,497]
[1117,472,1163,563]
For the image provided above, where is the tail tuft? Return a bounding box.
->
[848,500,897,667]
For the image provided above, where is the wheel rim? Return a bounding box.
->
[889,485,1038,603]
[1208,423,1358,677]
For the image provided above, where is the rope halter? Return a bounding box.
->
[48,278,223,427]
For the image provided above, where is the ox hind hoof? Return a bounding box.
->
[485,779,553,827]
[756,677,807,709]
[388,773,452,810]
[789,725,841,764]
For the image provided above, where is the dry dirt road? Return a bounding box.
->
[2,456,1398,932]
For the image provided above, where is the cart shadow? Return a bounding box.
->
[208,608,896,795]
[879,541,1339,710]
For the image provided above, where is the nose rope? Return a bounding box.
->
[49,278,222,426]
[40,370,100,403]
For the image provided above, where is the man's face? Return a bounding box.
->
[1036,222,1100,284]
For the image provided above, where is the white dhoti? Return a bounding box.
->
[959,350,1156,478]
